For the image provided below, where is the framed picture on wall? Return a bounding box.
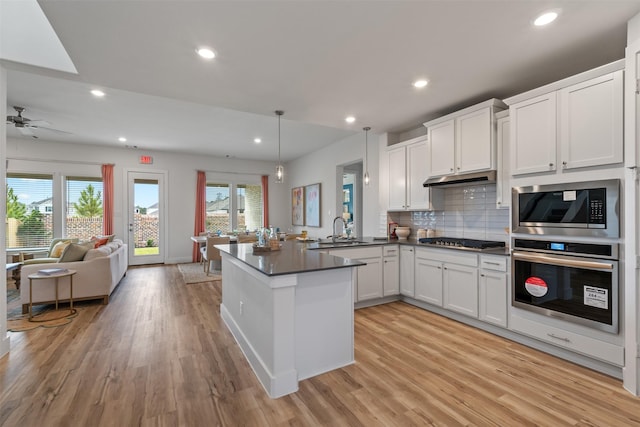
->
[305,183,321,227]
[292,186,305,226]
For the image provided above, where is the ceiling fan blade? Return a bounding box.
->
[25,119,50,126]
[18,127,37,138]
[30,125,73,135]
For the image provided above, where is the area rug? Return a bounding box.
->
[7,307,79,332]
[178,263,222,284]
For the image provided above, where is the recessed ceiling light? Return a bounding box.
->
[534,11,558,26]
[413,79,428,88]
[91,89,105,97]
[196,47,216,59]
[118,137,127,142]
[345,116,356,124]
[254,138,262,144]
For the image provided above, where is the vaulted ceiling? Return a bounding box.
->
[3,1,640,161]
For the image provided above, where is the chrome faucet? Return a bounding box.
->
[332,216,345,243]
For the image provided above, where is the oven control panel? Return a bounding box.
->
[513,238,616,259]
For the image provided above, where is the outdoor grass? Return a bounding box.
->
[134,247,159,255]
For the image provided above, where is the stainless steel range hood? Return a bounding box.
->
[423,170,496,187]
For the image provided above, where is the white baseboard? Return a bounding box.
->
[0,335,10,359]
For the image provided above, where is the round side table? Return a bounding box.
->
[27,269,77,322]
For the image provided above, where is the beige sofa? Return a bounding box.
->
[21,240,128,313]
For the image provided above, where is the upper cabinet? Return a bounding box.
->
[387,136,437,211]
[507,64,623,176]
[424,99,507,178]
[495,111,510,209]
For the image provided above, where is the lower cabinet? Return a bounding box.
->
[399,246,415,297]
[443,264,479,317]
[414,255,443,306]
[329,246,383,302]
[479,255,509,328]
[383,245,399,296]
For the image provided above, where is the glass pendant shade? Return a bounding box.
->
[363,126,371,186]
[275,110,284,184]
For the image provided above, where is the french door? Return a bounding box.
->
[127,171,166,265]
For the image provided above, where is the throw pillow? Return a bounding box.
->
[93,237,109,248]
[59,242,92,262]
[51,241,71,258]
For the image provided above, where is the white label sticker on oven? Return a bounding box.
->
[525,277,548,297]
[563,190,577,201]
[584,286,608,309]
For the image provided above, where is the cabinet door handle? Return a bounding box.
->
[437,266,442,269]
[549,162,554,167]
[480,274,485,277]
[443,267,447,270]
[450,168,454,172]
[547,333,571,343]
[484,261,501,266]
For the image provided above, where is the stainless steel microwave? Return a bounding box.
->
[512,179,619,238]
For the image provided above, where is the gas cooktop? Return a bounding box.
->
[418,237,506,250]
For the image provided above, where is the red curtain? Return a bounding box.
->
[193,170,206,262]
[101,164,114,235]
[261,175,269,228]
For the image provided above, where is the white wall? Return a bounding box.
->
[1,64,10,358]
[286,132,379,239]
[6,137,289,263]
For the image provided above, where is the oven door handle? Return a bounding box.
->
[512,251,614,270]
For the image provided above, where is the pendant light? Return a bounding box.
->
[275,110,284,184]
[363,126,371,186]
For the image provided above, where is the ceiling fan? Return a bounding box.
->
[6,106,71,139]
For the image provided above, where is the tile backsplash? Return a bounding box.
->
[387,184,510,243]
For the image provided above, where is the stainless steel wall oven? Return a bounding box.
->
[512,238,618,334]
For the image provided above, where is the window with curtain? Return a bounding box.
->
[6,173,54,249]
[66,176,104,241]
[206,183,231,233]
[237,184,263,231]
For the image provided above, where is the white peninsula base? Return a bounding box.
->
[220,254,356,398]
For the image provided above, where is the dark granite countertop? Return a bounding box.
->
[216,240,366,277]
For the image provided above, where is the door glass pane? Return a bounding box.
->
[66,177,103,241]
[134,179,159,256]
[237,184,262,232]
[6,174,53,249]
[206,183,230,234]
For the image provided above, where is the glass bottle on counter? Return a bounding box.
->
[269,226,279,250]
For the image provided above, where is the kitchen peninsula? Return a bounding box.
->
[217,241,364,398]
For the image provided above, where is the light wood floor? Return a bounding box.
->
[2,265,640,426]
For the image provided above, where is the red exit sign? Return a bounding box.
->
[139,155,153,164]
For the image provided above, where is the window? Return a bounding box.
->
[6,174,53,249]
[237,184,263,231]
[206,183,230,233]
[66,177,104,241]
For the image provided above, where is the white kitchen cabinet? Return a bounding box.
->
[427,120,455,177]
[330,246,383,302]
[414,247,479,315]
[495,111,510,209]
[510,92,557,175]
[559,70,623,170]
[387,137,434,211]
[443,264,479,318]
[424,99,506,179]
[399,246,415,297]
[509,68,623,176]
[383,245,399,296]
[415,257,443,306]
[456,107,493,173]
[479,255,509,328]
